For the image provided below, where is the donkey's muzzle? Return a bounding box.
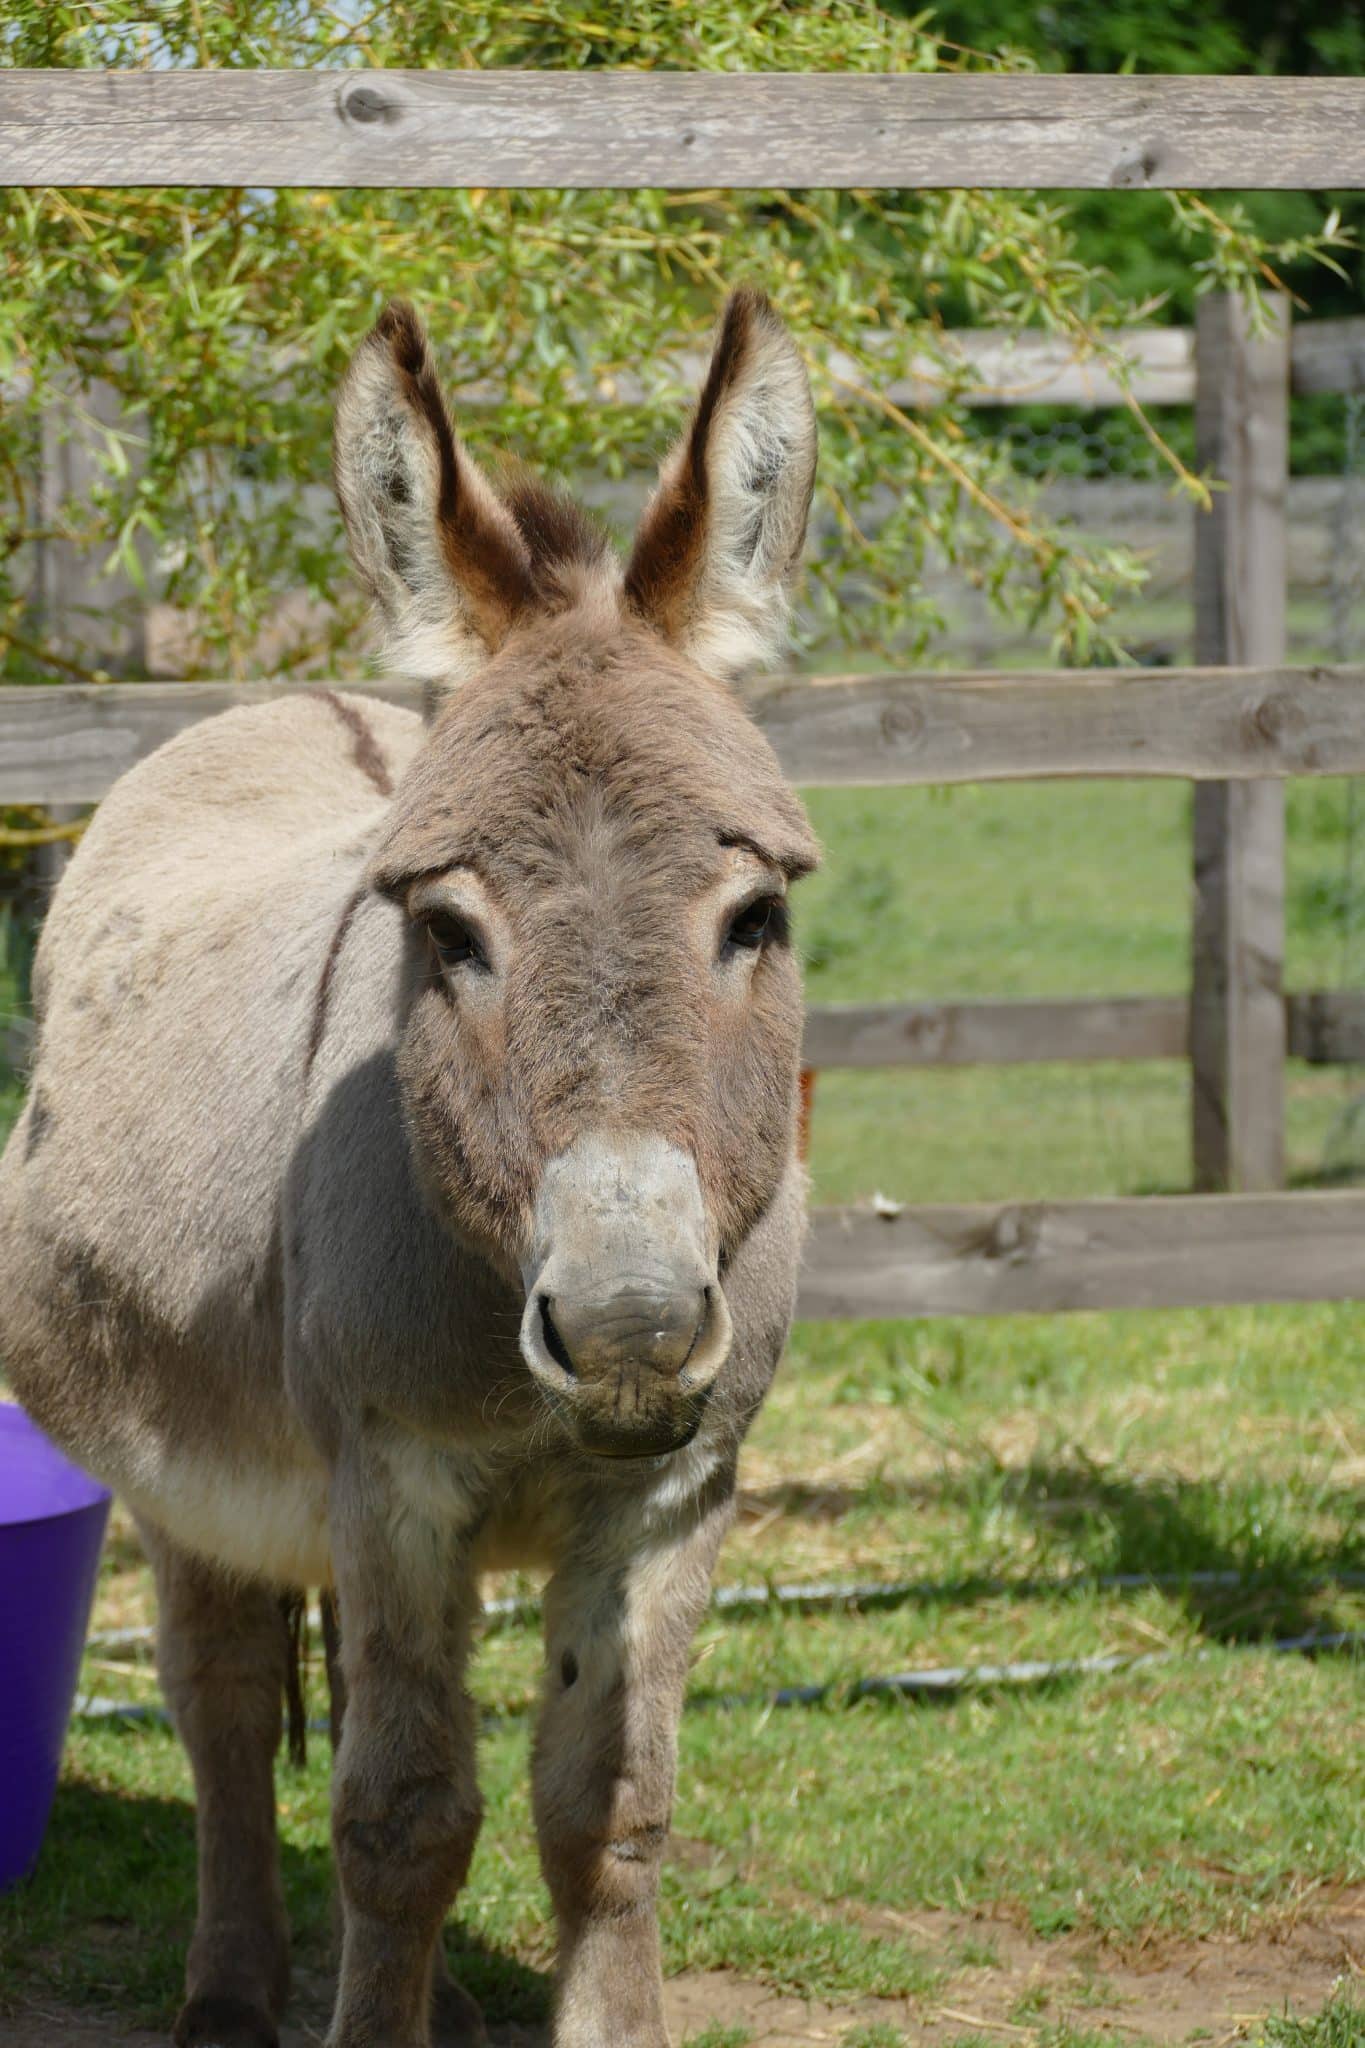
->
[523,1273,731,1460]
[519,1133,733,1459]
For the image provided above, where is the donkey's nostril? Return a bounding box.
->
[538,1294,576,1378]
[535,1283,709,1385]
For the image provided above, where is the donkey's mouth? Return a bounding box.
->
[526,1360,713,1464]
[572,1402,708,1463]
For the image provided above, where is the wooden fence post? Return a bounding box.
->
[37,377,146,677]
[34,378,146,889]
[1190,291,1290,1192]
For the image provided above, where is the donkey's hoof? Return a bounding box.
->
[173,1992,279,2048]
[432,1969,489,2045]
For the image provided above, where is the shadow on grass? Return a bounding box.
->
[0,1773,549,2031]
[0,1776,209,2021]
[996,1450,1365,1644]
[736,1453,1365,1647]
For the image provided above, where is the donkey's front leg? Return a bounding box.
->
[139,1519,292,2048]
[533,1502,729,2048]
[327,1448,484,2048]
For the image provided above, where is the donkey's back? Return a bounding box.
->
[0,690,421,1580]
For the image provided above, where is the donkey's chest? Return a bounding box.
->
[377,1431,580,1574]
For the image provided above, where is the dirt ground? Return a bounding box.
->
[4,1883,1364,2047]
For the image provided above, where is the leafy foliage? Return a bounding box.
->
[928,0,1365,83]
[922,0,1365,323]
[0,2,1351,680]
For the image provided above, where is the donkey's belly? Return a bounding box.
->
[121,1439,332,1588]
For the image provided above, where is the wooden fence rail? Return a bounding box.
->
[4,72,1365,191]
[799,1192,1365,1318]
[27,315,1365,415]
[448,317,1365,413]
[906,316,1365,409]
[801,990,1365,1070]
[3,665,1365,806]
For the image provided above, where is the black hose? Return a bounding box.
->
[75,1623,1365,1729]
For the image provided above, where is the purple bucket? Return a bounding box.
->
[0,1402,110,1892]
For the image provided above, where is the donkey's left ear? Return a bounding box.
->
[624,288,816,681]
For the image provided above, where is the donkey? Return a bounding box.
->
[0,287,819,2048]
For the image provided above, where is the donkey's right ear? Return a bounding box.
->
[333,301,534,691]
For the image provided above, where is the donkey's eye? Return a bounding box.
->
[726,896,782,953]
[426,912,484,970]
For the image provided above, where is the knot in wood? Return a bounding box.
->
[339,79,402,127]
[987,1205,1037,1264]
[904,1006,947,1055]
[1246,692,1296,749]
[879,696,925,750]
[1108,145,1158,189]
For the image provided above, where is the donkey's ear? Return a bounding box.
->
[333,301,533,690]
[624,288,816,680]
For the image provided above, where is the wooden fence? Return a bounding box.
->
[8,68,1365,1316]
[4,71,1365,189]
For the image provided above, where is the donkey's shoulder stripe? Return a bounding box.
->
[304,882,370,1076]
[313,687,395,798]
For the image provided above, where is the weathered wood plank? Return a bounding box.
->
[939,315,1365,406]
[451,328,1200,412]
[0,679,418,804]
[747,664,1365,789]
[801,996,1190,1068]
[480,319,1360,411]
[9,970,1358,1076]
[114,320,1358,418]
[1288,989,1365,1065]
[7,977,1356,1078]
[4,666,1365,804]
[2,1016,33,1072]
[802,990,1365,1069]
[1190,293,1289,1193]
[924,316,1365,407]
[879,328,1195,411]
[3,72,1365,191]
[1289,315,1365,398]
[798,1193,1365,1318]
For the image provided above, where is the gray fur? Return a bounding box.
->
[0,292,817,2048]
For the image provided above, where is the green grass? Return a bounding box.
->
[799,777,1365,1202]
[6,779,1365,2043]
[681,1652,1365,1942]
[1257,1996,1365,2046]
[12,1298,1365,2037]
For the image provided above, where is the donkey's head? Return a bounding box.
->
[334,291,819,1461]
